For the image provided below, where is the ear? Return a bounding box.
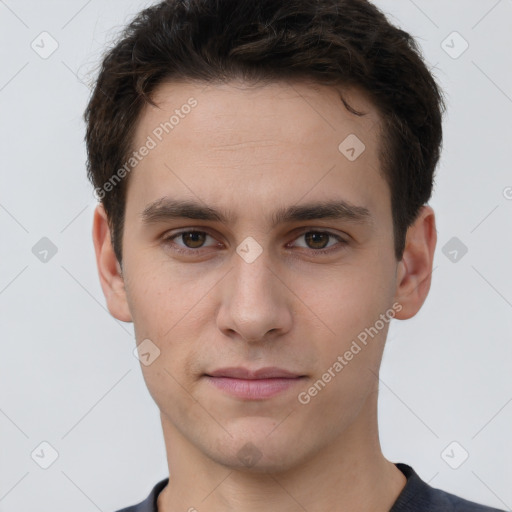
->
[393,205,437,320]
[92,203,132,322]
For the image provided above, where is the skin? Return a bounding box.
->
[93,79,436,512]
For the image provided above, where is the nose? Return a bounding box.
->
[215,247,293,344]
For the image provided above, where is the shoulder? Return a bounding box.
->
[113,477,169,512]
[424,486,506,512]
[391,463,506,512]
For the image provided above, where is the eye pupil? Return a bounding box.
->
[305,232,329,249]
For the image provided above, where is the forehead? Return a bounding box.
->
[140,78,381,148]
[126,79,388,227]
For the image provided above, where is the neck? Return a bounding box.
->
[157,391,407,512]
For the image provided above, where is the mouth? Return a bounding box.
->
[203,367,307,400]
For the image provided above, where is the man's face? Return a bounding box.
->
[119,79,401,471]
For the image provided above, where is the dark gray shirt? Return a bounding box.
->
[115,463,505,511]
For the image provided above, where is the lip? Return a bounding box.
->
[205,366,304,379]
[204,367,306,400]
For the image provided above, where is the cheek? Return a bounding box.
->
[124,271,166,337]
[294,269,394,418]
[301,261,392,331]
[124,260,217,381]
[294,257,396,377]
[123,249,206,337]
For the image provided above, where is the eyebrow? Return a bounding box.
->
[141,197,373,228]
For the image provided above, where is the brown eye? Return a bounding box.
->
[304,232,330,249]
[163,230,218,253]
[180,231,207,248]
[290,230,347,255]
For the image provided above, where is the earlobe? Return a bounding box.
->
[92,203,133,323]
[393,205,437,320]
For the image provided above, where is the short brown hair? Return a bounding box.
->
[84,0,445,264]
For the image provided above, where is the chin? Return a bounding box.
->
[205,422,308,473]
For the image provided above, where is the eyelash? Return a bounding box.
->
[161,229,348,256]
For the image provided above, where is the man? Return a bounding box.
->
[84,0,504,510]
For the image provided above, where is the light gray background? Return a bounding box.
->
[1,0,511,511]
